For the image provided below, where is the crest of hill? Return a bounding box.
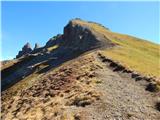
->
[75,19,160,78]
[2,18,160,90]
[62,18,159,78]
[4,18,160,78]
[1,19,116,91]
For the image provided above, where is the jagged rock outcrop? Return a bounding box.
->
[45,34,62,48]
[16,42,32,58]
[4,19,116,92]
[2,19,160,120]
[62,20,102,51]
[16,19,114,59]
[55,19,114,56]
[32,43,41,53]
[34,43,40,50]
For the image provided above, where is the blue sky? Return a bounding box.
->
[1,1,159,60]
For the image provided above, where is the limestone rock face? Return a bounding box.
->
[16,42,32,58]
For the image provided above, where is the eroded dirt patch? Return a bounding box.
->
[1,54,103,120]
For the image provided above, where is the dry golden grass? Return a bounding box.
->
[73,19,160,78]
[47,45,59,52]
[1,60,18,70]
[102,36,160,78]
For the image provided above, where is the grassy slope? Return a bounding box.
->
[74,20,160,78]
[103,33,160,78]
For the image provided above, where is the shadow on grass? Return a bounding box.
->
[1,46,100,91]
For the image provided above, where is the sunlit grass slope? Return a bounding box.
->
[103,35,160,78]
[73,19,160,78]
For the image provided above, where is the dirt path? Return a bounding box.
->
[2,52,159,120]
[90,53,160,120]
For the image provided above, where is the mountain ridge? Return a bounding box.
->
[1,18,160,120]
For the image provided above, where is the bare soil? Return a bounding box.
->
[2,51,160,120]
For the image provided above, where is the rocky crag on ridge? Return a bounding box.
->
[1,18,160,120]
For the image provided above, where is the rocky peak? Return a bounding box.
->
[61,19,112,52]
[34,43,40,50]
[15,19,114,59]
[22,42,32,51]
[45,34,63,48]
[16,42,32,58]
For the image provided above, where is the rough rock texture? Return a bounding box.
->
[61,20,114,51]
[34,43,40,50]
[45,34,62,48]
[16,42,32,58]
